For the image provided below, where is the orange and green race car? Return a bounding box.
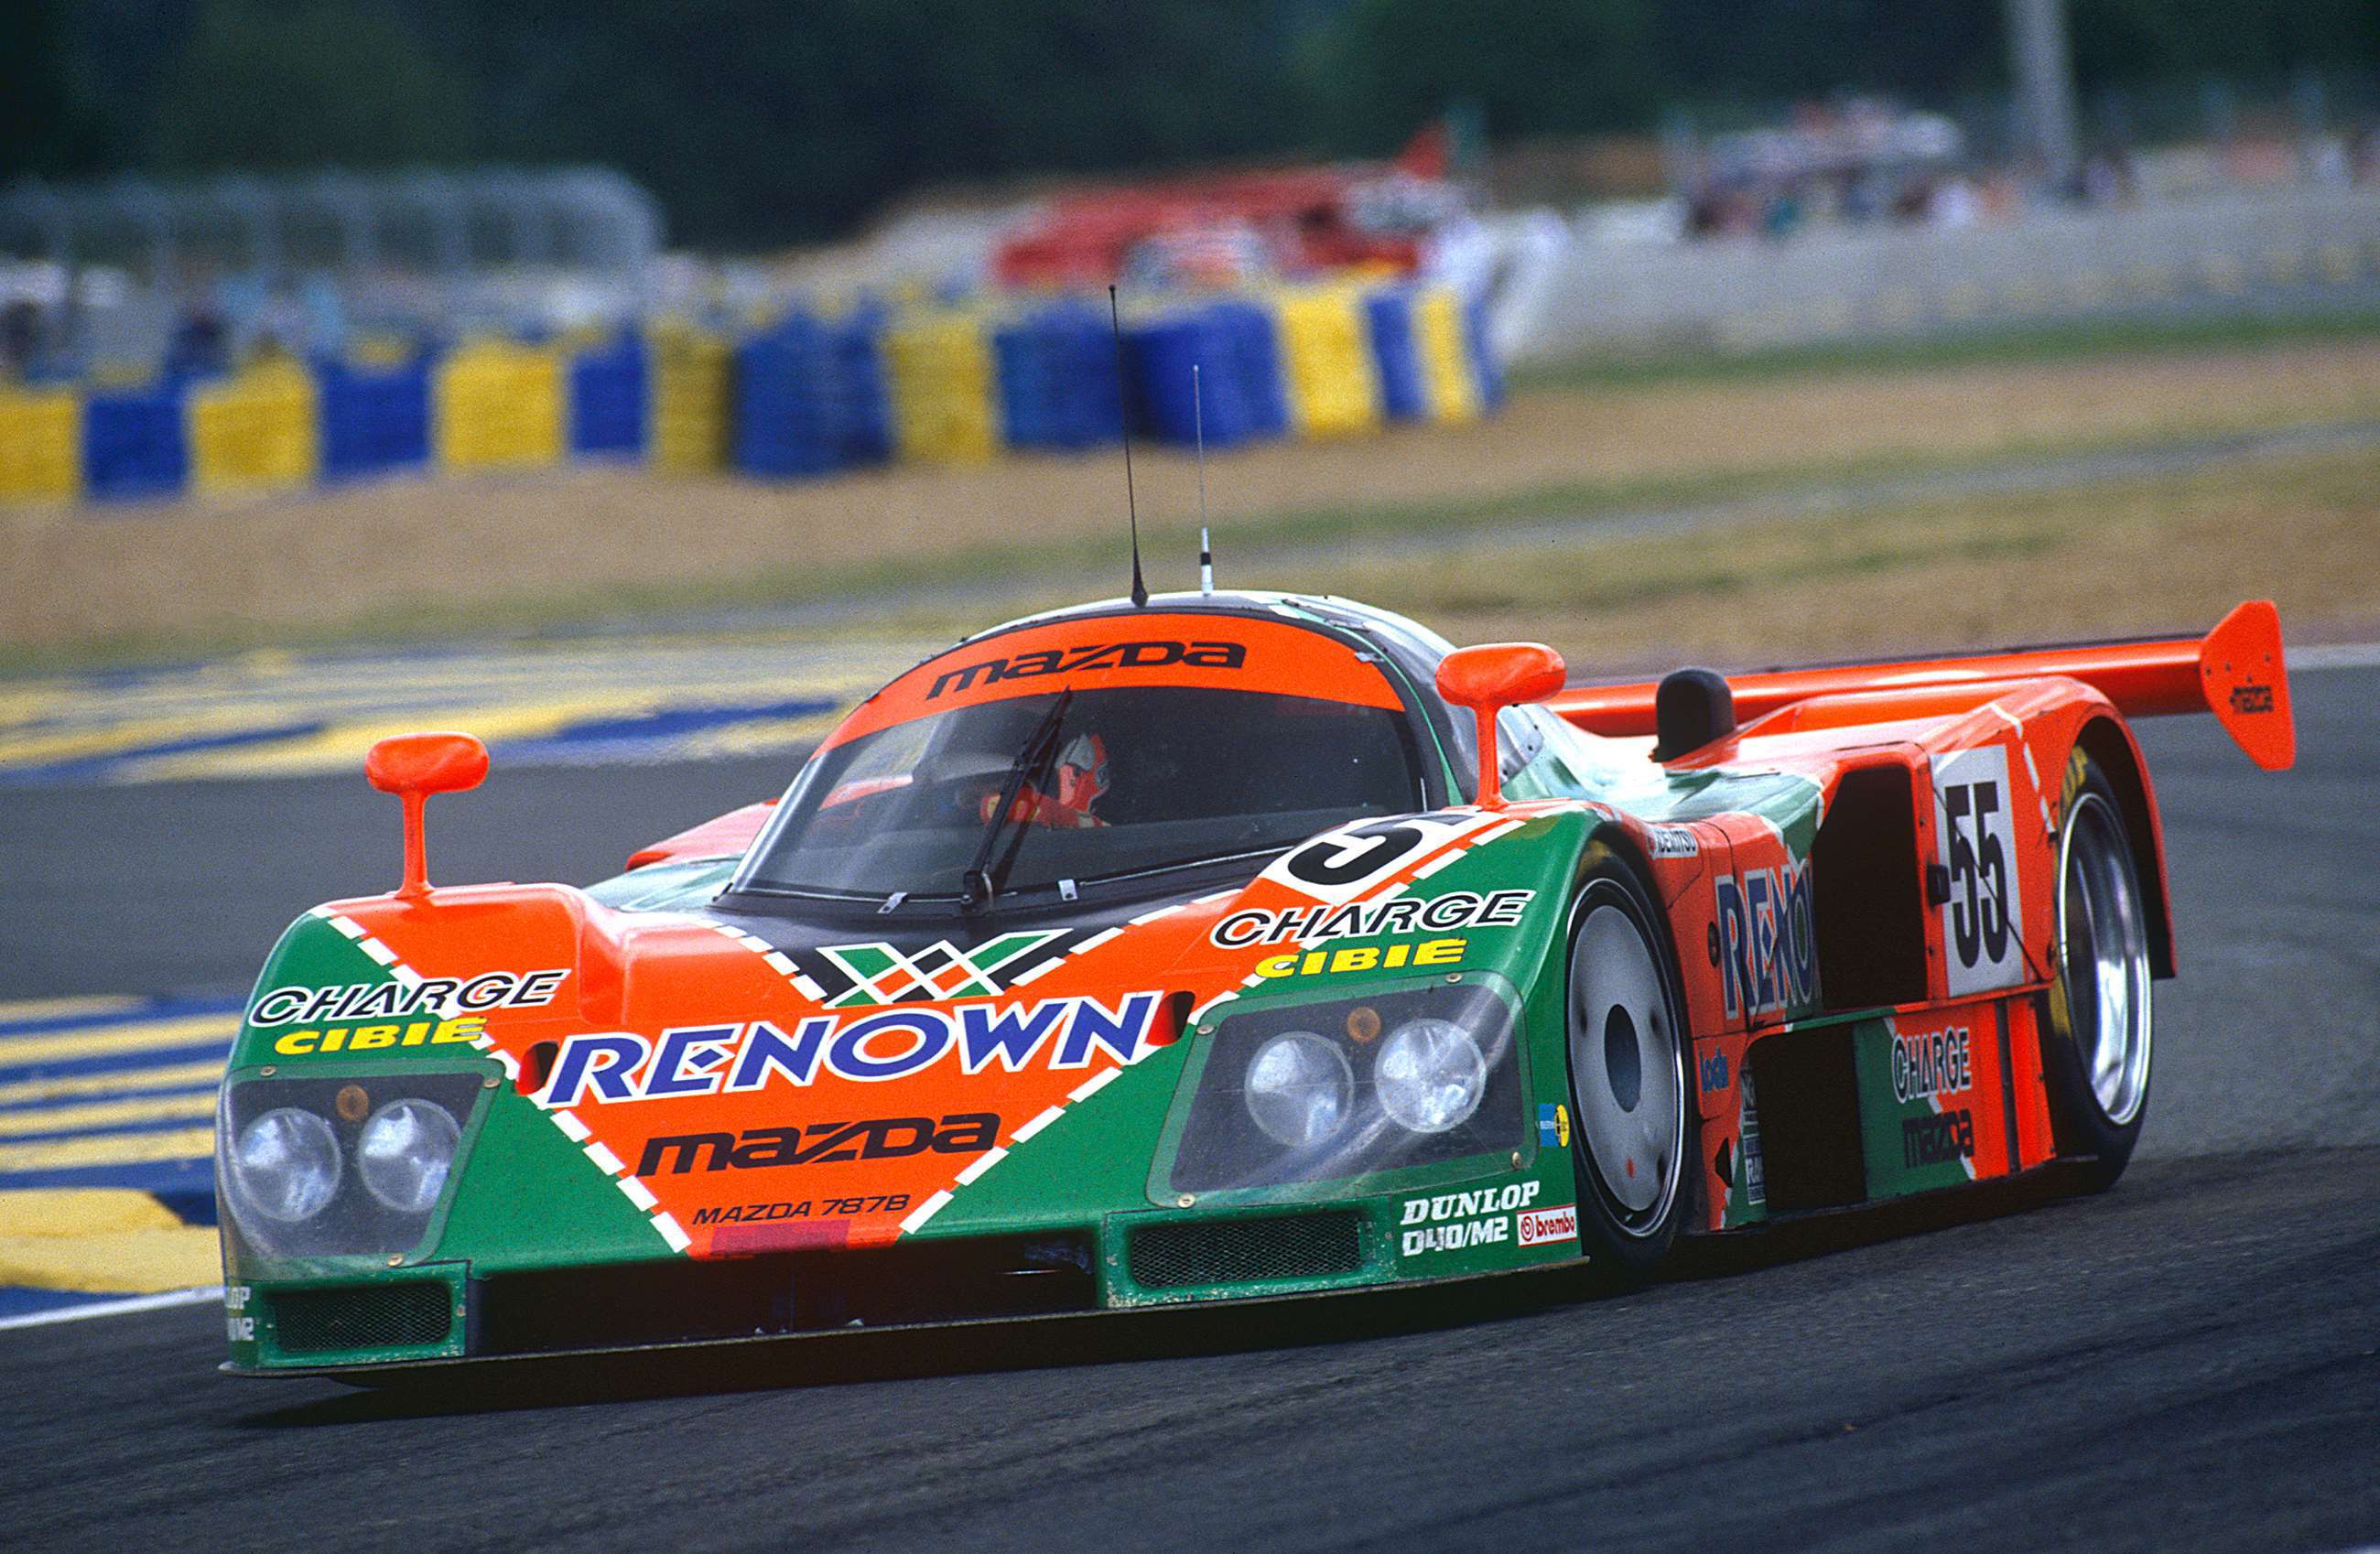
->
[212,589,2295,1376]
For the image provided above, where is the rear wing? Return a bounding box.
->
[1546,599,2294,771]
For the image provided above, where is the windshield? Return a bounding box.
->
[741,684,1428,902]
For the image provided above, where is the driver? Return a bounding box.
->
[980,731,1110,829]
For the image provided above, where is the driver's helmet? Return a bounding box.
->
[982,730,1111,829]
[1050,732,1110,817]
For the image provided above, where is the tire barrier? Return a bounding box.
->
[318,356,431,481]
[648,327,732,472]
[1274,283,1387,438]
[568,333,649,458]
[0,282,1498,504]
[0,387,81,502]
[434,340,564,471]
[189,359,319,496]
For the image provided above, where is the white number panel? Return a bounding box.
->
[1932,745,2027,996]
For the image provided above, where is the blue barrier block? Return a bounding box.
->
[1206,299,1288,442]
[828,312,894,467]
[1466,295,1504,410]
[994,304,1120,451]
[569,334,648,456]
[1364,288,1427,423]
[80,383,189,502]
[317,358,430,480]
[735,311,899,479]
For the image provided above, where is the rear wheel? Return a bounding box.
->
[1563,860,1694,1279]
[2044,753,2154,1190]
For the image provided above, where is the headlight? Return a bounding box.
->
[229,1107,342,1222]
[1244,1031,1355,1147]
[1164,977,1524,1196]
[357,1099,461,1213]
[1375,1018,1487,1134]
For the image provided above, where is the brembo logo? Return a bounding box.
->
[926,640,1245,699]
[542,992,1163,1106]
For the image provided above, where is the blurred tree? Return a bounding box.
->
[1305,0,1661,152]
[150,0,472,172]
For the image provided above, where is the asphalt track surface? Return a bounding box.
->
[5,668,2376,1554]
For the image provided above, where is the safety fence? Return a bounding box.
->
[0,283,1498,505]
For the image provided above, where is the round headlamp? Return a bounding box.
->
[1244,1031,1355,1148]
[357,1098,461,1214]
[1375,1018,1488,1134]
[230,1107,343,1223]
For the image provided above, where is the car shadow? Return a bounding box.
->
[232,1162,2104,1429]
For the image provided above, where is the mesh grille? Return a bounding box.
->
[272,1280,451,1355]
[1128,1212,1366,1290]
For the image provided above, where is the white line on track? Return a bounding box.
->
[0,1285,222,1333]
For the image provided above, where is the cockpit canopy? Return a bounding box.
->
[734,603,1443,906]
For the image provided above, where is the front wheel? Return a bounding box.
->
[2043,750,2154,1191]
[1563,860,1695,1279]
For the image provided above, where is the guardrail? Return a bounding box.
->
[1515,187,2380,360]
[0,282,1498,506]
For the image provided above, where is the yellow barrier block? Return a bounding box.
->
[434,340,564,471]
[1275,285,1383,438]
[0,385,82,502]
[649,328,731,471]
[1412,288,1481,426]
[883,312,997,462]
[189,358,319,495]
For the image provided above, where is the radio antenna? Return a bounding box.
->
[1194,363,1214,594]
[1109,286,1148,608]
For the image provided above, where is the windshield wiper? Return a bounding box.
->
[958,689,1073,913]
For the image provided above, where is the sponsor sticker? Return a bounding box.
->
[1890,1024,1973,1104]
[1714,858,1819,1020]
[270,1016,485,1057]
[1210,889,1533,950]
[1252,936,1466,980]
[1536,1102,1571,1149]
[928,639,1246,700]
[544,991,1164,1106]
[1399,1181,1542,1257]
[1647,825,1698,858]
[246,969,567,1026]
[637,1113,997,1176]
[1516,1204,1579,1248]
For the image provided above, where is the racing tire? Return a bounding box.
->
[1562,857,1696,1280]
[2042,750,2154,1192]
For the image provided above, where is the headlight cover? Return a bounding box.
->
[357,1099,462,1213]
[1163,975,1524,1197]
[217,1070,487,1259]
[228,1107,343,1223]
[1244,1031,1357,1148]
[1374,1018,1488,1134]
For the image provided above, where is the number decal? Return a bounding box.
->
[1260,813,1488,903]
[1284,824,1425,888]
[1933,747,2026,995]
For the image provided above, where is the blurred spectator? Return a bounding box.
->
[164,297,229,380]
[1,299,38,382]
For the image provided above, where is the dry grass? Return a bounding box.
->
[4,338,2376,656]
[1299,444,2380,671]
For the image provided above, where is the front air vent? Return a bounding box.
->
[272,1280,453,1354]
[1127,1211,1367,1290]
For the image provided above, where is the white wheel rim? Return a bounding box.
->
[1569,900,1684,1233]
[2059,792,2153,1126]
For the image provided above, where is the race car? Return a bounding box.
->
[212,590,2295,1376]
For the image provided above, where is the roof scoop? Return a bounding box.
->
[364,731,489,900]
